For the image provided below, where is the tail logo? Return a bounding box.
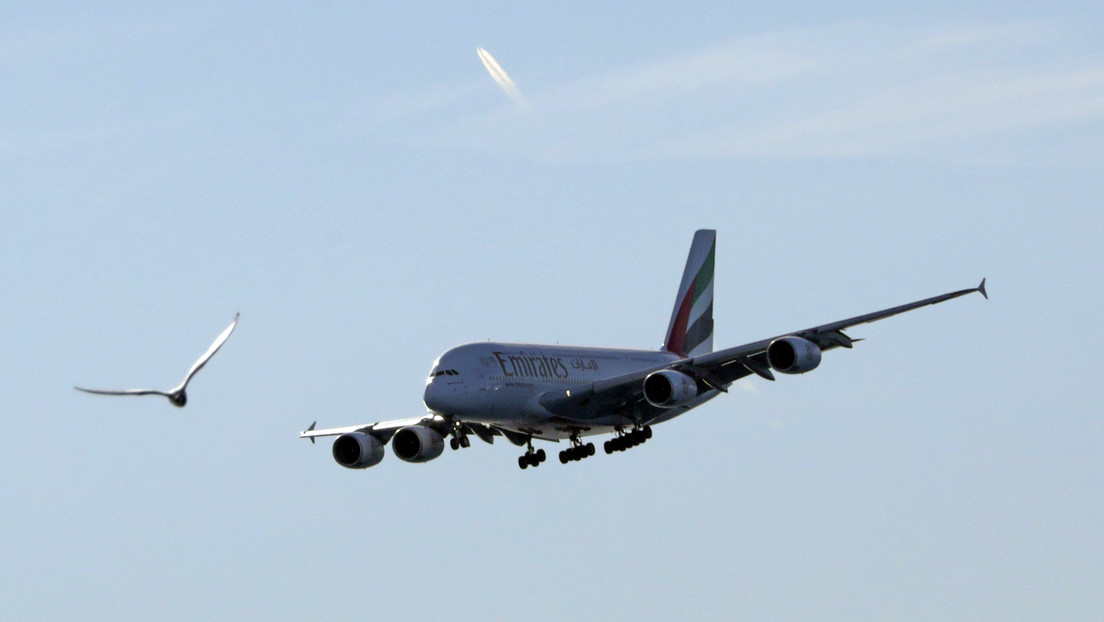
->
[664,230,715,357]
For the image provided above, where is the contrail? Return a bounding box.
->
[476,47,523,105]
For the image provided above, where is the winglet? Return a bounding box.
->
[978,278,988,300]
[304,421,317,444]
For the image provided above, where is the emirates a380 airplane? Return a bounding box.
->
[301,230,986,470]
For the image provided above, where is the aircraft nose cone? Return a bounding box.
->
[423,381,444,411]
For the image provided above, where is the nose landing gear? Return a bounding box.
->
[449,422,472,450]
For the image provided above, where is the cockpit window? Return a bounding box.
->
[429,369,460,378]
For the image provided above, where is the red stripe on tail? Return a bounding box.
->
[665,278,695,357]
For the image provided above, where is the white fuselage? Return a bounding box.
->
[422,342,718,440]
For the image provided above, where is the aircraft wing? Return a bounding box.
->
[299,415,438,443]
[540,279,987,419]
[687,278,987,379]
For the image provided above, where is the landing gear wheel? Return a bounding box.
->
[450,437,460,450]
[605,425,653,455]
[460,435,471,448]
[518,435,546,470]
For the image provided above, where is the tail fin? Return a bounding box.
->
[663,229,715,357]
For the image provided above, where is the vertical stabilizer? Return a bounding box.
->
[664,229,715,357]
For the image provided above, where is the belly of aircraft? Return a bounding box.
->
[427,373,721,441]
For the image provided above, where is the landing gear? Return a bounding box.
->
[558,443,595,463]
[558,431,596,464]
[450,424,472,450]
[517,438,547,470]
[604,425,652,454]
[518,449,546,469]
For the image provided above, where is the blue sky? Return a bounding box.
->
[3,2,1102,620]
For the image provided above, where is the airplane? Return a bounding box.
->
[301,230,986,470]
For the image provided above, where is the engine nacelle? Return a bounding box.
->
[643,369,699,408]
[332,432,385,469]
[391,426,445,463]
[767,336,822,374]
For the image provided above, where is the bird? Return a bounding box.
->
[76,313,239,407]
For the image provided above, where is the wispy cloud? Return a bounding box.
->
[434,21,1104,165]
[476,47,525,107]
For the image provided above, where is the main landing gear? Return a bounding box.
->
[518,438,546,469]
[516,427,650,469]
[604,425,652,454]
[559,433,595,464]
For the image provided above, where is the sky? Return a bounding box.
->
[2,2,1102,620]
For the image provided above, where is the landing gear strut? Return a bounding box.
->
[518,437,546,469]
[604,425,652,454]
[559,432,595,464]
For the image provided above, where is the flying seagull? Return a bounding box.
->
[76,313,239,407]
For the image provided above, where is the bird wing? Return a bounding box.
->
[178,313,239,390]
[75,386,170,397]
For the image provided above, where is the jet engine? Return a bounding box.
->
[767,336,822,374]
[332,432,385,469]
[391,426,446,463]
[643,369,698,408]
